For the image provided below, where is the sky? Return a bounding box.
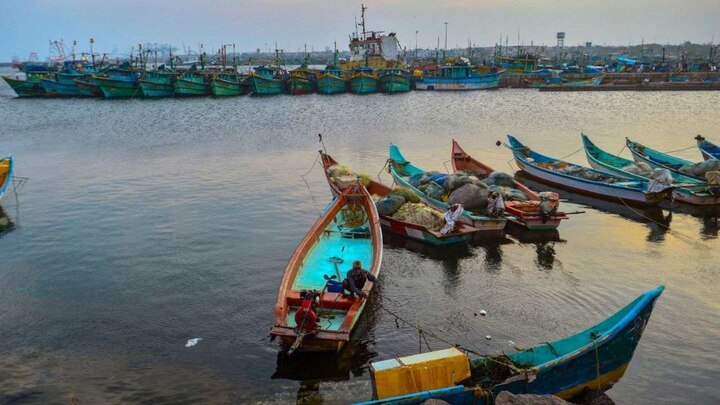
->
[1,0,719,61]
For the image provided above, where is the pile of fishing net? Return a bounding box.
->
[391,203,445,231]
[622,162,653,176]
[647,168,674,193]
[326,164,372,187]
[677,159,720,178]
[540,162,619,183]
[374,187,421,216]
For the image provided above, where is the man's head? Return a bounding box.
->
[352,260,362,271]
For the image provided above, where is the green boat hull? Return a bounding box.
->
[287,76,315,95]
[248,75,285,95]
[210,79,243,96]
[75,78,103,97]
[351,76,378,94]
[96,77,140,98]
[380,75,411,93]
[2,76,46,97]
[139,80,175,97]
[317,76,348,94]
[175,79,210,96]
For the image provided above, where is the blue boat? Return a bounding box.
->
[388,144,507,233]
[414,62,500,91]
[625,138,712,182]
[0,155,14,202]
[695,135,720,161]
[582,134,719,205]
[350,67,379,94]
[357,286,665,404]
[507,135,670,206]
[40,72,83,97]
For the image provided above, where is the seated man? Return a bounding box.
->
[342,260,376,299]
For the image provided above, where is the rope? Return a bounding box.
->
[559,147,583,160]
[662,145,696,154]
[615,143,626,157]
[300,153,321,213]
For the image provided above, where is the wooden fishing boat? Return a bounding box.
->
[582,134,719,205]
[271,183,382,352]
[95,69,141,98]
[209,73,246,97]
[379,68,410,93]
[507,135,670,206]
[350,67,379,94]
[695,135,720,161]
[317,66,348,94]
[320,152,478,245]
[626,138,709,182]
[415,62,500,91]
[74,75,103,97]
[247,65,288,95]
[388,144,507,233]
[357,286,665,404]
[2,72,49,97]
[287,66,317,95]
[40,72,83,97]
[139,70,178,98]
[451,140,567,230]
[174,71,210,96]
[0,155,14,201]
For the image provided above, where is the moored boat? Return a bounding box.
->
[40,72,83,97]
[388,144,507,233]
[2,72,49,97]
[270,182,382,352]
[507,135,671,206]
[378,68,410,93]
[415,60,500,91]
[0,155,14,201]
[95,69,141,98]
[350,67,378,94]
[317,66,348,94]
[582,134,720,205]
[139,70,178,98]
[174,71,210,96]
[247,65,288,95]
[357,286,665,404]
[320,152,479,245]
[209,72,246,97]
[626,138,716,183]
[695,135,720,161]
[451,140,567,230]
[74,75,103,97]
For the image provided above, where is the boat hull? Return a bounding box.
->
[248,75,285,95]
[209,79,244,96]
[351,74,378,94]
[415,73,500,91]
[380,74,410,93]
[74,78,103,97]
[139,80,175,97]
[174,79,210,96]
[40,78,80,96]
[317,75,348,94]
[287,76,315,95]
[2,76,46,97]
[96,77,140,98]
[0,155,14,201]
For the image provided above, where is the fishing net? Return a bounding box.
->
[327,164,351,178]
[706,171,720,186]
[469,355,526,389]
[419,181,447,201]
[448,183,489,210]
[488,185,529,202]
[539,192,560,215]
[622,162,653,176]
[484,172,516,188]
[445,172,474,192]
[678,159,720,177]
[409,171,442,188]
[391,203,445,231]
[389,187,420,203]
[375,195,406,216]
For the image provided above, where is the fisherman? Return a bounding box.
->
[440,203,464,234]
[342,260,376,299]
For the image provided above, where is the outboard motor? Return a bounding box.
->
[294,290,319,332]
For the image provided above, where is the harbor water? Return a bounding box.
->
[0,70,719,404]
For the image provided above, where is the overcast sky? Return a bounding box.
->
[1,0,718,61]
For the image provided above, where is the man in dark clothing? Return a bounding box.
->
[342,260,376,299]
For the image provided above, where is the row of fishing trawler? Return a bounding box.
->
[3,5,501,99]
[267,132,720,403]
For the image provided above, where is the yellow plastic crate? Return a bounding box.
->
[370,347,471,399]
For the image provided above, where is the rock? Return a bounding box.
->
[495,391,572,405]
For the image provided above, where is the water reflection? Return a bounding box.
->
[0,206,14,237]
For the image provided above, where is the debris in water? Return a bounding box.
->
[186,338,202,347]
[479,310,487,316]
[485,335,492,340]
[508,340,516,346]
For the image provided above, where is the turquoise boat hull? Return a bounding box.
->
[96,77,140,98]
[248,74,285,95]
[74,77,103,97]
[351,75,378,94]
[175,79,210,96]
[357,286,664,404]
[380,74,410,93]
[40,78,80,96]
[317,75,347,94]
[139,80,175,97]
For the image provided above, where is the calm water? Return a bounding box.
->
[0,70,719,404]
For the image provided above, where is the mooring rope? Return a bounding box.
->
[300,153,321,213]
